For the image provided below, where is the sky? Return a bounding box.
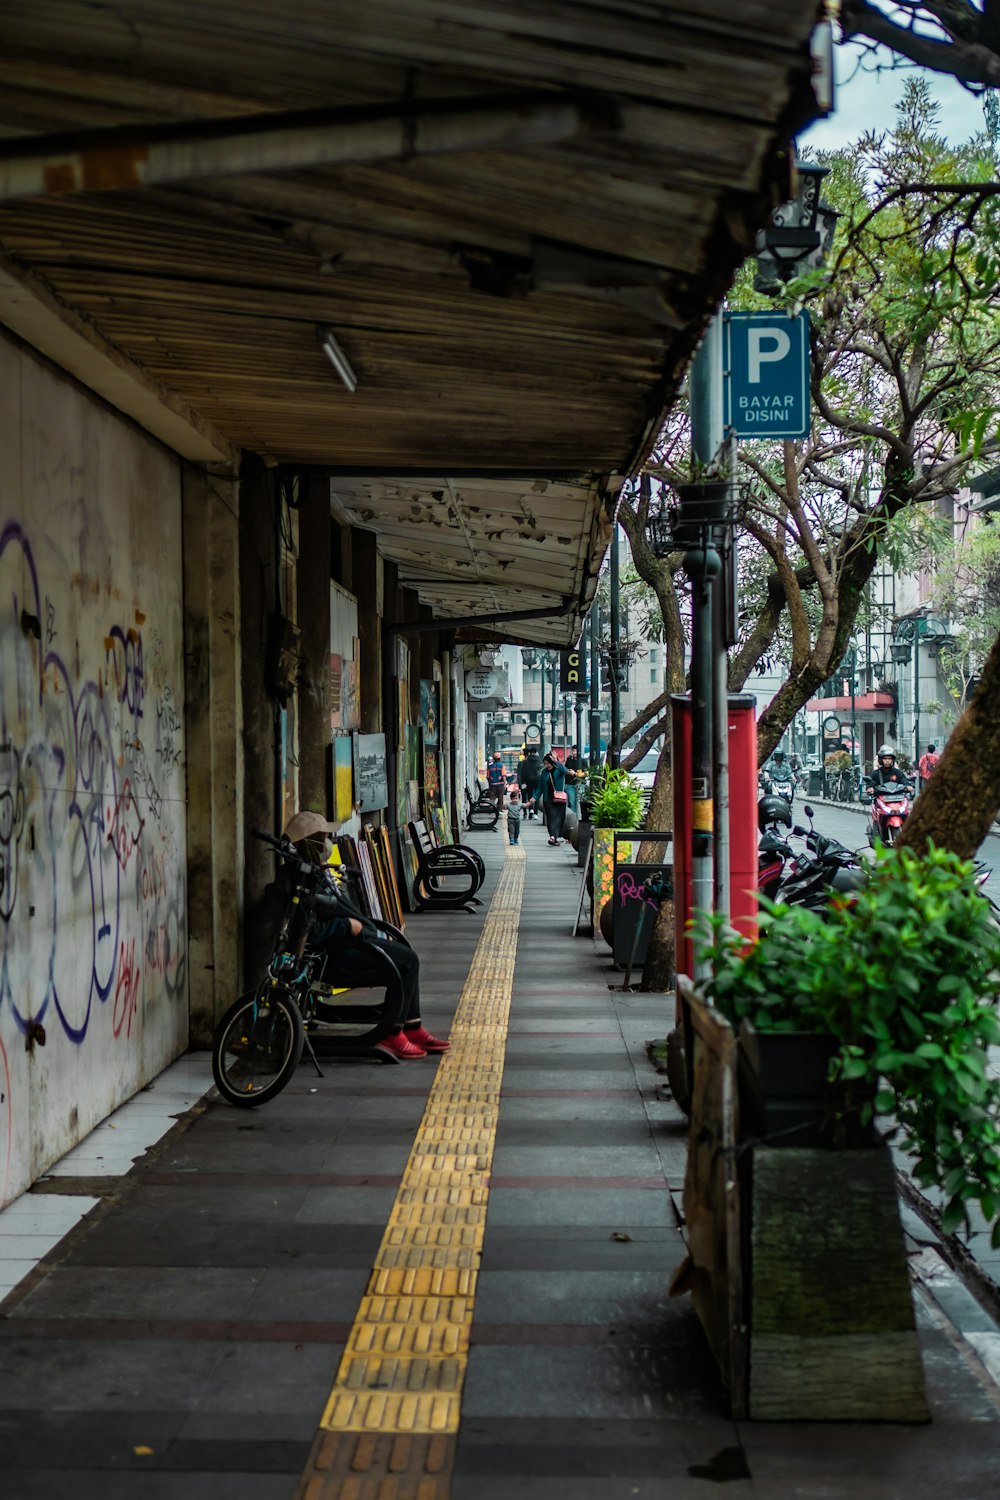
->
[799,40,989,153]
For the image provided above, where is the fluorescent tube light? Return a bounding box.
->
[316,326,358,393]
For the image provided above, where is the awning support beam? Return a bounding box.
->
[0,91,606,201]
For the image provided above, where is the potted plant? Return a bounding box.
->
[700,843,1000,1234]
[587,767,644,943]
[688,845,1000,1420]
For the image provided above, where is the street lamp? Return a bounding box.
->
[889,613,950,775]
[842,645,858,778]
[754,162,839,293]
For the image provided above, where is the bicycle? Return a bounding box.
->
[212,829,407,1107]
[832,769,854,803]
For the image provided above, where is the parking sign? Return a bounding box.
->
[723,311,810,439]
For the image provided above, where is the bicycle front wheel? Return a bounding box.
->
[212,986,304,1107]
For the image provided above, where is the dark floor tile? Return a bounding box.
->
[480,1230,681,1273]
[0,1340,224,1412]
[70,1218,384,1270]
[473,1269,671,1326]
[1,1472,300,1500]
[486,1188,672,1228]
[462,1330,728,1421]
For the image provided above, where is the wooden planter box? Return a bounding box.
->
[678,982,928,1422]
[738,1023,875,1150]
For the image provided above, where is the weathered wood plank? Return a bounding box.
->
[749,1146,928,1422]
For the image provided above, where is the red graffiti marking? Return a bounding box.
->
[139,850,166,906]
[112,938,140,1039]
[106,777,145,871]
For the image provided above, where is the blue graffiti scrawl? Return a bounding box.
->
[0,521,186,1048]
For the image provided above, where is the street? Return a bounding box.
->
[796,796,1000,910]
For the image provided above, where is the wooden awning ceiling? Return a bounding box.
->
[0,1,822,645]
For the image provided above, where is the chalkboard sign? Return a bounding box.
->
[611,831,673,970]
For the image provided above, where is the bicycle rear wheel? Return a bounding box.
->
[212,986,304,1107]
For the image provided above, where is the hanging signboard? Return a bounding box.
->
[723,311,810,440]
[560,649,587,694]
[465,667,510,709]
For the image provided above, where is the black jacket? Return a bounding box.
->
[871,764,911,789]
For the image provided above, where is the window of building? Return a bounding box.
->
[648,648,658,665]
[650,668,659,684]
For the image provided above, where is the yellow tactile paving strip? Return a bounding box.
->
[297,844,525,1499]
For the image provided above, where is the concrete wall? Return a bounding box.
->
[0,333,188,1206]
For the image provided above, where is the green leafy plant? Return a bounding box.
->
[698,845,1000,1244]
[587,766,644,830]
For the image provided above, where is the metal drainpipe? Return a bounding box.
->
[589,599,601,767]
[609,522,621,768]
[688,314,725,977]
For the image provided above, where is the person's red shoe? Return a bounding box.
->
[404,1024,451,1054]
[374,1029,426,1062]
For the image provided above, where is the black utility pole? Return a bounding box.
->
[609,523,622,768]
[589,599,601,767]
[548,653,558,749]
[576,614,588,757]
[539,648,547,747]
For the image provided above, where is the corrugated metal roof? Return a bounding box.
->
[0,0,822,642]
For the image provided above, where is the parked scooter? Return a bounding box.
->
[771,803,866,911]
[758,794,794,901]
[861,776,914,847]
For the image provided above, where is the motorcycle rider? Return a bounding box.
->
[762,748,797,800]
[869,744,911,790]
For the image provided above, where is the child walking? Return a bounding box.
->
[506,786,523,846]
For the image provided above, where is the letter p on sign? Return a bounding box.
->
[748,326,791,383]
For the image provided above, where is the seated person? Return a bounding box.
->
[868,744,912,790]
[285,811,449,1062]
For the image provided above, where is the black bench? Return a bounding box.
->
[420,817,485,896]
[465,782,499,830]
[408,818,482,911]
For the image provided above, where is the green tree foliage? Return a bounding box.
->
[622,82,1000,767]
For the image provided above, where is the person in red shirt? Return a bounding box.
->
[918,744,938,783]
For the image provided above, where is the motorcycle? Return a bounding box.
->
[770,771,796,806]
[778,805,866,910]
[862,776,914,847]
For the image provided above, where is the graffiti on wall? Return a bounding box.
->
[0,521,187,1093]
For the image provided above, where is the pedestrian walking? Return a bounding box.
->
[519,745,542,819]
[486,750,506,810]
[918,743,938,784]
[506,785,523,845]
[564,744,582,812]
[538,750,569,845]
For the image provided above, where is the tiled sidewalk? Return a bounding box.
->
[0,821,999,1498]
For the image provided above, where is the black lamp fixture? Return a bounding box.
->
[890,612,950,663]
[754,162,839,293]
[645,479,735,559]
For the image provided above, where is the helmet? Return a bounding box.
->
[877,743,896,762]
[758,795,792,832]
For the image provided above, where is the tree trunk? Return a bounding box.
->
[896,629,1000,858]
